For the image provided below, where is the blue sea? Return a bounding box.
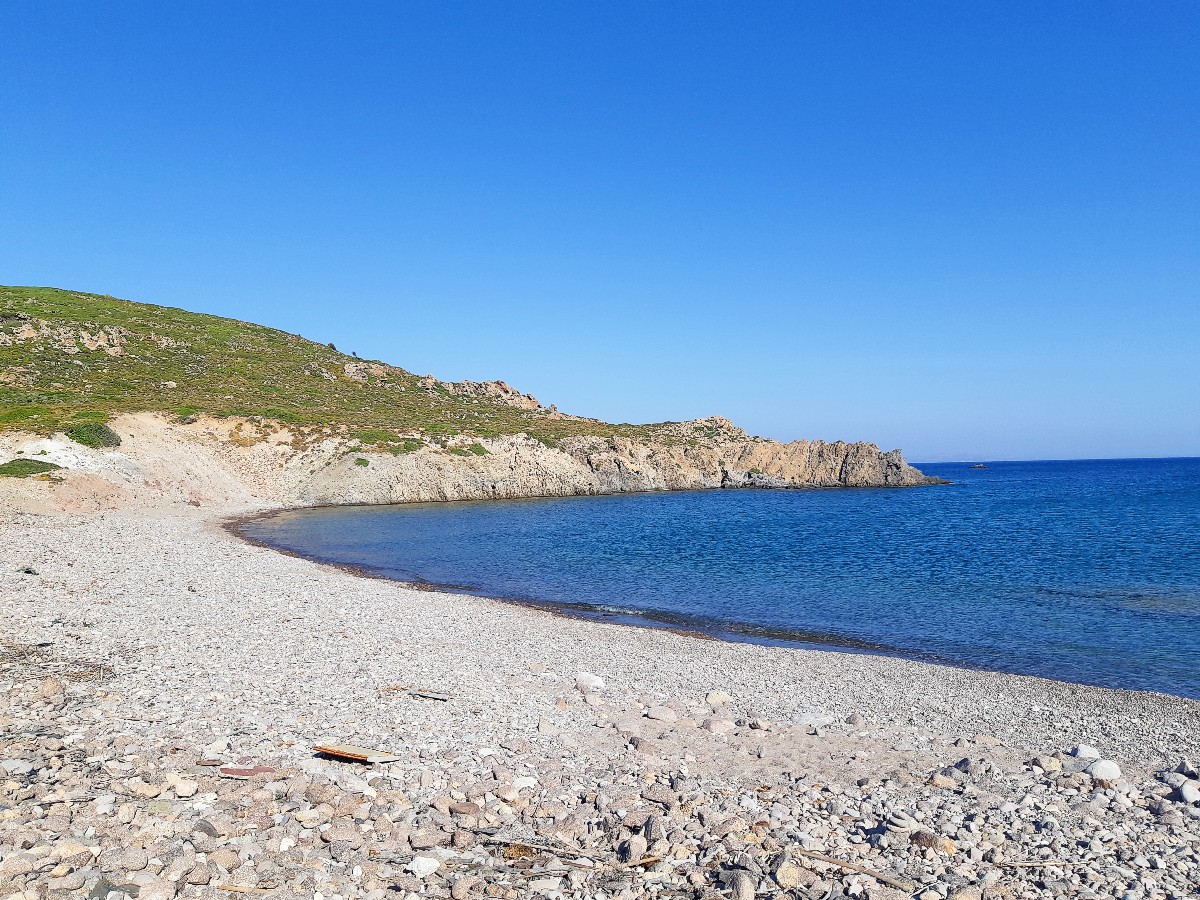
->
[237,458,1200,699]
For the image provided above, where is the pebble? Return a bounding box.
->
[724,870,757,900]
[174,779,199,798]
[618,834,648,863]
[1086,759,1123,781]
[137,880,178,900]
[1179,780,1200,805]
[407,856,441,878]
[575,672,605,693]
[770,855,805,888]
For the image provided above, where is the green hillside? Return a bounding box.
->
[0,286,660,445]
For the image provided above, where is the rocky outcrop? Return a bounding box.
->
[0,313,129,356]
[0,413,944,513]
[441,378,543,410]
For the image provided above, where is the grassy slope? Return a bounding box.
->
[0,286,677,445]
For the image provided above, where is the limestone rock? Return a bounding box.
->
[1086,760,1122,781]
[575,672,605,693]
[407,855,440,878]
[1177,780,1200,805]
[617,834,648,863]
[770,854,808,889]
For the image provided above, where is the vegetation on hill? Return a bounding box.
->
[0,458,62,477]
[0,286,690,446]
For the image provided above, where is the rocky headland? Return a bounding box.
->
[0,412,941,514]
[1,285,943,513]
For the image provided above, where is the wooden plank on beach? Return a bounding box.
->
[312,743,402,763]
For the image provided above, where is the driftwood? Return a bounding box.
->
[791,847,915,892]
[215,887,275,895]
[482,831,914,892]
[382,684,453,701]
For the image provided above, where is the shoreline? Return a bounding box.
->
[4,503,1199,899]
[16,502,1200,761]
[228,498,1198,705]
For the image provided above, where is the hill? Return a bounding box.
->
[0,285,657,446]
[0,285,942,509]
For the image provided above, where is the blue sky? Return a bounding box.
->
[1,2,1196,461]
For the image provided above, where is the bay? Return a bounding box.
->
[238,457,1200,698]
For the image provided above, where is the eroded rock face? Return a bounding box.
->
[564,432,938,492]
[0,413,944,513]
[0,315,130,356]
[442,378,543,410]
[292,430,941,506]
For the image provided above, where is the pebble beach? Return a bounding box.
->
[2,505,1199,900]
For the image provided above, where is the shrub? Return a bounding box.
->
[388,440,424,455]
[0,459,62,477]
[0,406,50,424]
[66,422,121,448]
[354,457,369,467]
[447,444,488,457]
[352,429,403,445]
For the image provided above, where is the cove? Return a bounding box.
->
[235,458,1200,699]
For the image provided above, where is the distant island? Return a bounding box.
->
[0,285,944,510]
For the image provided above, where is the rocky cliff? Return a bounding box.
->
[0,413,943,514]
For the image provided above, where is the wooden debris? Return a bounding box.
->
[410,688,452,701]
[312,743,402,764]
[215,886,275,895]
[382,683,452,701]
[627,855,662,868]
[790,847,914,892]
[217,764,277,780]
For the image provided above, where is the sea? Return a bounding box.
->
[237,458,1200,699]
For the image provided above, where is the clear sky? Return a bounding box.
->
[1,2,1197,461]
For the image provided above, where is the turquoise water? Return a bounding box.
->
[238,458,1200,698]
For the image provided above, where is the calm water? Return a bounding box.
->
[239,458,1200,698]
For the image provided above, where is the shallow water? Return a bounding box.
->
[239,458,1200,698]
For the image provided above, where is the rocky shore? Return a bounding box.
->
[0,413,943,516]
[2,505,1199,900]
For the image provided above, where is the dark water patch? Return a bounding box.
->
[236,458,1200,698]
